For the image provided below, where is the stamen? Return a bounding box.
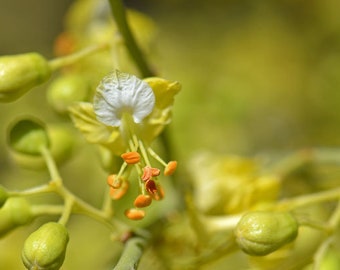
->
[147,147,168,167]
[145,180,164,201]
[121,151,140,164]
[133,194,152,208]
[107,174,122,189]
[109,180,129,200]
[124,208,145,220]
[164,161,177,176]
[145,179,157,194]
[138,140,151,166]
[116,162,128,180]
[141,166,161,182]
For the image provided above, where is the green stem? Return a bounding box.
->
[48,43,109,71]
[108,0,154,77]
[102,186,114,217]
[8,184,54,197]
[58,196,74,225]
[55,182,115,229]
[313,236,334,270]
[31,204,64,216]
[277,187,340,211]
[204,214,242,232]
[40,145,123,230]
[328,200,340,229]
[113,236,148,270]
[40,146,62,184]
[312,200,340,269]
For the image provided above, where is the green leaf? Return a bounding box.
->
[8,118,49,155]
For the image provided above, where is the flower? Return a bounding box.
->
[189,152,281,215]
[69,70,180,219]
[93,70,155,126]
[69,71,180,154]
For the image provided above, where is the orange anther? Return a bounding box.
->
[107,174,121,189]
[141,166,161,181]
[121,151,141,164]
[151,184,165,201]
[151,167,161,177]
[164,161,177,176]
[145,180,164,201]
[109,180,129,200]
[134,194,152,208]
[145,179,157,194]
[124,208,145,220]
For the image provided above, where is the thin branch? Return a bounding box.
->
[113,236,148,270]
[49,43,109,71]
[108,0,154,77]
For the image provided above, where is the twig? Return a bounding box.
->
[108,0,154,77]
[113,236,148,270]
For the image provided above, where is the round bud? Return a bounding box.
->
[0,185,9,208]
[48,125,75,164]
[8,117,49,156]
[0,197,33,238]
[0,53,51,102]
[47,74,90,114]
[22,222,69,270]
[9,124,74,170]
[235,211,299,256]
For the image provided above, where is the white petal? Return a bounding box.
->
[93,70,155,127]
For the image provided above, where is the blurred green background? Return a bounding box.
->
[2,0,340,158]
[1,0,340,269]
[132,0,340,158]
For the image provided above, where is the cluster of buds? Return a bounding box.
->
[107,149,177,220]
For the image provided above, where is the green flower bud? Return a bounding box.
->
[235,211,298,256]
[48,125,75,164]
[47,74,90,114]
[10,124,75,170]
[22,222,69,270]
[0,185,9,208]
[8,117,49,156]
[0,197,33,237]
[0,53,51,102]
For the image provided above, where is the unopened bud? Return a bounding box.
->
[235,211,299,256]
[0,53,51,102]
[0,197,33,238]
[8,117,49,156]
[22,222,69,270]
[47,74,90,114]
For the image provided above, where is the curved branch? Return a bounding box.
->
[108,0,154,77]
